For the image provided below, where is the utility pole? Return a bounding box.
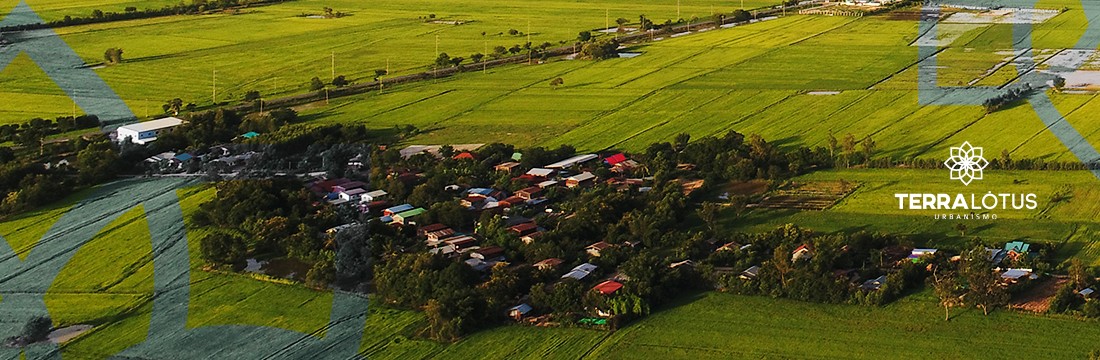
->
[677,0,681,19]
[483,40,488,72]
[212,67,217,104]
[435,35,439,56]
[527,20,532,64]
[605,8,609,33]
[331,51,335,81]
[741,0,744,10]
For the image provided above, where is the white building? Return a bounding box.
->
[116,117,185,145]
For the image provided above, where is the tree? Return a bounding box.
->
[954,223,967,237]
[309,77,326,91]
[698,202,721,233]
[470,53,485,63]
[860,137,875,162]
[932,270,964,321]
[549,77,564,89]
[434,52,452,69]
[1069,258,1090,290]
[243,90,261,102]
[960,246,1009,315]
[374,69,388,81]
[163,98,183,115]
[332,75,349,87]
[104,47,123,64]
[199,232,247,267]
[578,31,592,42]
[826,132,838,158]
[21,315,51,344]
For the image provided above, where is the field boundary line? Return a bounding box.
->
[1009,92,1097,157]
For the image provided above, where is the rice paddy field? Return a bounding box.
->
[0,0,779,122]
[727,168,1100,264]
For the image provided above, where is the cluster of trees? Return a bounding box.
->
[931,246,1014,319]
[715,225,926,305]
[192,179,345,286]
[0,135,123,215]
[0,115,100,147]
[982,86,1033,113]
[1049,259,1100,317]
[1,0,287,31]
[825,132,876,168]
[578,39,619,60]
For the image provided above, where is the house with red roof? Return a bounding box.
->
[593,280,623,295]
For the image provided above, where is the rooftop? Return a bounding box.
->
[118,117,185,133]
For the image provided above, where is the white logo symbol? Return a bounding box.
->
[944,142,988,186]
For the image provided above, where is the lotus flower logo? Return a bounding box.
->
[944,142,988,186]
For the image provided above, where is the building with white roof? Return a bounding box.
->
[116,117,185,145]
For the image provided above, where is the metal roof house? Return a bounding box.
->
[545,154,598,169]
[116,117,185,145]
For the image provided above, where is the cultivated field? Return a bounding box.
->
[0,0,780,123]
[728,168,1100,263]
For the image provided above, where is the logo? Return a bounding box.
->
[943,142,988,186]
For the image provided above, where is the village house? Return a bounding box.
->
[525,168,555,179]
[509,222,538,236]
[465,258,493,272]
[383,204,415,217]
[592,280,624,295]
[1000,268,1036,284]
[566,172,597,188]
[471,246,506,261]
[508,304,533,321]
[535,258,563,271]
[537,180,560,188]
[391,208,426,225]
[792,244,813,262]
[740,265,761,280]
[546,154,598,169]
[861,275,887,291]
[516,186,543,200]
[332,181,366,194]
[1079,288,1095,300]
[494,161,521,172]
[425,229,457,246]
[499,196,526,208]
[339,188,367,202]
[586,241,614,257]
[562,263,598,280]
[453,151,476,161]
[520,231,544,245]
[417,223,450,237]
[444,236,478,250]
[907,248,938,263]
[362,190,388,203]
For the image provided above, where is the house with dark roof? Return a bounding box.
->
[509,222,538,236]
[535,258,563,271]
[471,246,506,261]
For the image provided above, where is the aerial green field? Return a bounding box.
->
[0,0,780,123]
[725,168,1100,264]
[286,1,1100,159]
